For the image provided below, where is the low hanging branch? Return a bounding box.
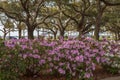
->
[100,0,120,6]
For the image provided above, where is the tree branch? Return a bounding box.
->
[100,0,120,6]
[32,0,44,25]
[0,7,25,21]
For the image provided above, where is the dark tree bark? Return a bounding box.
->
[28,27,34,39]
[94,0,101,40]
[77,15,85,37]
[18,28,22,39]
[3,33,7,40]
[18,22,22,39]
[53,32,57,40]
[60,29,65,38]
[37,30,40,39]
[94,0,106,40]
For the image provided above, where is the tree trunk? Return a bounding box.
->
[18,28,22,39]
[94,19,101,40]
[60,30,64,38]
[53,32,57,40]
[115,32,118,41]
[94,0,102,40]
[117,32,120,40]
[118,33,120,40]
[9,29,11,38]
[23,29,25,38]
[77,25,84,38]
[78,30,82,38]
[37,29,40,39]
[77,15,85,38]
[28,27,34,39]
[3,33,7,40]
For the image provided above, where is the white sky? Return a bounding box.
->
[0,24,38,37]
[0,22,79,38]
[0,24,19,37]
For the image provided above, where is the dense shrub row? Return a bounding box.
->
[0,37,120,80]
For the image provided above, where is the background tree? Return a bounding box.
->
[14,21,26,39]
[0,0,59,39]
[0,0,120,40]
[0,16,14,40]
[94,0,120,40]
[103,6,120,40]
[56,0,94,37]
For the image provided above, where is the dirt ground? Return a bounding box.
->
[21,66,120,80]
[101,76,120,80]
[21,71,120,80]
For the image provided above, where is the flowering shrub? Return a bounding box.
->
[0,37,120,80]
[102,56,120,74]
[46,37,108,79]
[101,39,120,74]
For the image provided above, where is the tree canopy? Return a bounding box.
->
[0,0,120,40]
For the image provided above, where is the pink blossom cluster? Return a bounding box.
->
[4,37,120,79]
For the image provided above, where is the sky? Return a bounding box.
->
[0,24,38,38]
[0,24,19,37]
[0,22,110,39]
[0,23,58,38]
[0,24,79,39]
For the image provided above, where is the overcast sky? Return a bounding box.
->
[0,24,50,38]
[0,24,19,37]
[0,22,79,38]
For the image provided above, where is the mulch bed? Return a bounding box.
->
[21,66,120,80]
[21,71,120,80]
[93,67,120,80]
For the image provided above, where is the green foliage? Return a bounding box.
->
[4,19,14,29]
[0,45,23,80]
[0,39,49,80]
[0,38,120,80]
[18,22,26,30]
[102,56,120,74]
[0,0,120,39]
[103,64,119,74]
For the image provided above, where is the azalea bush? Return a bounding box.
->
[0,38,57,80]
[0,37,120,80]
[46,37,108,79]
[101,40,120,74]
[102,56,120,74]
